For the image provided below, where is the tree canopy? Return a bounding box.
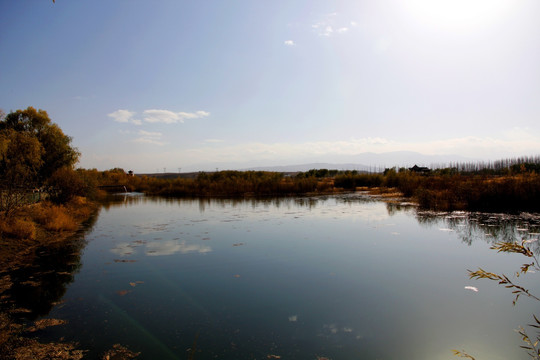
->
[0,107,81,213]
[0,107,80,181]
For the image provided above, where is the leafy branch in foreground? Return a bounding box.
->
[454,240,540,359]
[517,321,540,359]
[452,349,476,359]
[469,241,540,305]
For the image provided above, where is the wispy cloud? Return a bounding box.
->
[312,13,354,37]
[109,109,136,123]
[174,133,540,167]
[284,40,296,46]
[109,109,210,125]
[133,130,165,146]
[143,109,210,124]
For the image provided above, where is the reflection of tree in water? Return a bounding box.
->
[415,210,540,248]
[385,202,416,216]
[0,209,99,321]
[100,192,380,214]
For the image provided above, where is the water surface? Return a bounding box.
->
[30,195,540,359]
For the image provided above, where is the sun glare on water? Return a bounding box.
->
[403,0,514,30]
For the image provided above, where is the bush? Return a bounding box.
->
[31,202,78,232]
[46,167,87,203]
[0,217,36,240]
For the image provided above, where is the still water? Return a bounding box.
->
[33,195,540,359]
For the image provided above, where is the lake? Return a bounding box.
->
[10,194,540,359]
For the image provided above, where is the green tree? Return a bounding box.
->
[0,107,80,181]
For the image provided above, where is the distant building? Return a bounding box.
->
[409,165,430,174]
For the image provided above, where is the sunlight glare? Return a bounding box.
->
[404,0,514,30]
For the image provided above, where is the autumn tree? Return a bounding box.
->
[0,129,44,215]
[0,107,80,214]
[0,107,80,182]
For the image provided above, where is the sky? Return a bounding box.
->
[1,0,540,172]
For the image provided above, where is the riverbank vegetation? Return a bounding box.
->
[81,155,540,213]
[0,108,101,359]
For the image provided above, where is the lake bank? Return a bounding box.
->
[0,197,141,360]
[86,168,540,213]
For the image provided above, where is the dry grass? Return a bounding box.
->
[0,196,97,243]
[31,203,78,232]
[28,197,94,233]
[0,217,36,240]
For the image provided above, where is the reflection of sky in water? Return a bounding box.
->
[45,195,540,360]
[145,240,211,256]
[111,240,211,256]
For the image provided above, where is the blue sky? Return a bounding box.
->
[1,0,540,172]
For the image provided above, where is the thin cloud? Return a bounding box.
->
[143,109,210,124]
[176,133,540,166]
[108,109,136,123]
[284,40,296,46]
[133,130,165,146]
[138,130,162,137]
[133,138,166,146]
[312,13,355,37]
[109,109,210,125]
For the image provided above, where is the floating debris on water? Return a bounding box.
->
[102,343,140,360]
[27,318,68,332]
[464,286,478,292]
[288,315,298,322]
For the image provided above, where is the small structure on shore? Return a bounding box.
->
[409,165,431,174]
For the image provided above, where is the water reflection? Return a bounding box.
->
[5,194,540,359]
[416,210,540,248]
[0,209,99,321]
[102,193,540,249]
[101,193,380,214]
[145,240,211,256]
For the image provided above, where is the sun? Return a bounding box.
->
[403,0,514,31]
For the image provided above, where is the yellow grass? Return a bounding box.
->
[31,202,78,232]
[0,217,36,240]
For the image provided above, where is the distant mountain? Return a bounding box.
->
[240,151,474,172]
[242,163,371,172]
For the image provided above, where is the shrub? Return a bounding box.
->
[31,202,78,232]
[0,217,36,240]
[46,167,87,204]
